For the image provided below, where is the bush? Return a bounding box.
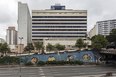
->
[56,60,65,65]
[37,61,45,66]
[46,61,57,65]
[24,62,33,66]
[74,60,84,65]
[69,61,74,65]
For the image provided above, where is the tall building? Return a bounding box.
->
[7,27,17,45]
[32,4,87,42]
[18,2,31,47]
[96,19,116,37]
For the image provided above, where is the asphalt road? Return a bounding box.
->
[0,65,116,77]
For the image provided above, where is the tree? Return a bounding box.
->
[55,43,65,51]
[34,41,43,53]
[46,43,54,52]
[75,38,84,50]
[24,43,34,55]
[0,42,11,56]
[83,42,89,48]
[106,29,116,45]
[92,34,108,51]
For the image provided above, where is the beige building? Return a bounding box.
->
[32,4,87,42]
[0,38,5,44]
[43,38,91,52]
[89,25,97,38]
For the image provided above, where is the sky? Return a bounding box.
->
[0,0,116,40]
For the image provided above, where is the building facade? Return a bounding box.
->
[32,4,87,42]
[7,27,17,45]
[18,2,31,47]
[89,25,97,38]
[0,38,5,44]
[96,19,116,37]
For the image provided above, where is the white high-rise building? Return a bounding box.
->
[32,4,87,42]
[96,19,116,37]
[18,2,31,46]
[0,38,5,44]
[7,27,17,45]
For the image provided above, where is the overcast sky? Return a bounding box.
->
[0,0,116,40]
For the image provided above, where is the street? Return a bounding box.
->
[0,65,116,77]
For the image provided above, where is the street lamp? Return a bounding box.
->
[19,37,23,77]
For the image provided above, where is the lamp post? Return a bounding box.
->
[19,37,23,77]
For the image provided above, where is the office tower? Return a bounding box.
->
[18,2,31,46]
[32,4,87,42]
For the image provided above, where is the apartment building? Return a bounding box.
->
[96,19,116,37]
[7,27,17,45]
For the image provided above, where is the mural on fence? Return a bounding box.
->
[18,50,99,64]
[48,56,55,61]
[83,54,92,62]
[67,55,73,61]
[31,57,38,64]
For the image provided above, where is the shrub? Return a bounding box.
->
[24,62,33,66]
[56,60,64,65]
[37,61,45,66]
[69,61,74,65]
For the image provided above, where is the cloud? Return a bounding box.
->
[0,0,116,40]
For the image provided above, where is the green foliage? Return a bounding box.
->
[55,43,65,51]
[75,38,88,49]
[74,60,84,65]
[0,42,11,55]
[46,61,57,65]
[46,43,54,52]
[45,60,83,65]
[34,41,43,53]
[24,43,34,54]
[106,29,116,45]
[37,61,45,66]
[91,34,108,51]
[24,62,33,66]
[0,57,20,65]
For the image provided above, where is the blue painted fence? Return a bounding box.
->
[16,50,99,64]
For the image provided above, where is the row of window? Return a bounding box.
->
[32,23,87,24]
[32,36,85,37]
[32,16,87,18]
[32,26,87,28]
[32,19,87,21]
[32,29,87,31]
[32,32,86,34]
[32,39,86,41]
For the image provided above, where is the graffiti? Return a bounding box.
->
[67,55,73,61]
[48,56,55,61]
[31,57,38,64]
[74,55,76,58]
[83,54,92,62]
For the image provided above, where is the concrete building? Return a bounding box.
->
[18,2,31,47]
[89,25,97,38]
[32,4,87,42]
[43,38,91,52]
[96,19,116,37]
[6,27,17,50]
[0,38,5,44]
[7,27,17,45]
